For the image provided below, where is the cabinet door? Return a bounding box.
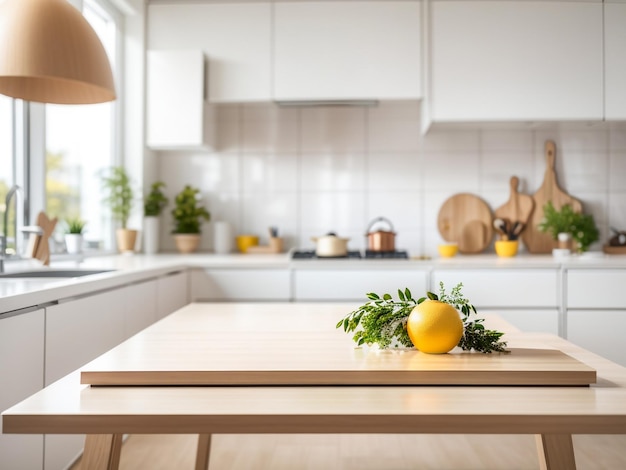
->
[274,2,422,101]
[191,269,290,301]
[146,50,212,149]
[481,308,559,336]
[431,269,559,309]
[431,1,603,121]
[157,271,189,320]
[605,3,626,120]
[124,280,158,338]
[148,3,272,102]
[0,309,44,470]
[567,269,626,309]
[294,269,428,301]
[567,310,626,367]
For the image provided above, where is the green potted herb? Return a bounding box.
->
[64,217,86,254]
[538,202,599,254]
[143,182,168,255]
[171,185,210,253]
[101,166,136,253]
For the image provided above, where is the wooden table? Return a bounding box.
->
[4,303,626,470]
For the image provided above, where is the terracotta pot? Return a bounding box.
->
[366,217,396,252]
[174,234,200,254]
[116,229,138,253]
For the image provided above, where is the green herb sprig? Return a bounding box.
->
[337,282,508,354]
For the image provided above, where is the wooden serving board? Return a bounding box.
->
[522,141,582,254]
[494,176,534,231]
[34,212,57,266]
[437,193,493,253]
[80,306,596,387]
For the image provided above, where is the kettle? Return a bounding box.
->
[311,232,350,257]
[366,217,396,252]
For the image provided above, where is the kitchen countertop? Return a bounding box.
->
[1,251,625,315]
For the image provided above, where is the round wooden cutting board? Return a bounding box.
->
[437,194,493,253]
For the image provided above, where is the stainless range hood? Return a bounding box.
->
[274,99,379,107]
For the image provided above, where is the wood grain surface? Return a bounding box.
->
[522,141,582,254]
[494,176,535,238]
[34,211,57,266]
[79,304,595,387]
[437,193,493,253]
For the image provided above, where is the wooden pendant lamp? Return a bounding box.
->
[0,0,116,104]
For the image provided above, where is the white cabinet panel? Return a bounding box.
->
[567,309,626,367]
[431,270,559,308]
[481,308,559,336]
[157,271,189,320]
[191,269,291,301]
[124,280,158,338]
[146,50,213,149]
[431,1,603,121]
[567,270,626,309]
[148,3,272,102]
[274,2,422,100]
[0,309,44,470]
[605,3,626,120]
[294,269,427,301]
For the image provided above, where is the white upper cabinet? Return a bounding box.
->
[146,50,213,149]
[430,1,603,122]
[273,2,422,101]
[148,3,272,103]
[605,2,626,120]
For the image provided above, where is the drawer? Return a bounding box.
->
[431,269,559,308]
[567,270,626,309]
[190,269,290,301]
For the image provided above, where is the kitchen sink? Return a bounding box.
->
[0,269,114,279]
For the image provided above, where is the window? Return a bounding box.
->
[0,96,15,252]
[44,0,120,251]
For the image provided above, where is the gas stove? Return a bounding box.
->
[291,250,409,260]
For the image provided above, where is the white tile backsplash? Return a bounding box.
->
[155,103,626,255]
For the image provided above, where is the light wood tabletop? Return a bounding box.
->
[4,303,626,470]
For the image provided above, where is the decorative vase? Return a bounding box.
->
[174,233,200,254]
[213,221,233,254]
[143,216,160,255]
[116,229,138,253]
[64,234,83,254]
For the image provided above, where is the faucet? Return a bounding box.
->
[0,185,23,272]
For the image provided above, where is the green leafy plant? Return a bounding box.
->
[101,166,134,229]
[336,282,508,354]
[171,185,210,234]
[64,217,86,234]
[144,181,168,217]
[538,201,599,252]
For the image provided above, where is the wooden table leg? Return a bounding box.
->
[195,433,212,470]
[82,434,123,470]
[536,434,577,470]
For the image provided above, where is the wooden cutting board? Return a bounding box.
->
[494,176,535,231]
[522,141,582,254]
[437,193,493,253]
[34,212,58,266]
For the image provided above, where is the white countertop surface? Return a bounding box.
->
[0,251,625,314]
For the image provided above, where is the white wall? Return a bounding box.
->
[154,101,626,257]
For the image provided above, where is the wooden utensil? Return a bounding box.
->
[522,141,582,254]
[437,193,493,254]
[34,211,58,265]
[494,176,534,232]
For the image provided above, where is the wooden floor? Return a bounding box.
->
[70,433,626,469]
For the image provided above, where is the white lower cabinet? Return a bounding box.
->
[294,269,428,301]
[190,269,290,301]
[0,309,45,470]
[480,308,559,336]
[567,310,626,367]
[156,271,189,320]
[123,280,158,338]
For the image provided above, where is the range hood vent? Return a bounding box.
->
[274,99,379,107]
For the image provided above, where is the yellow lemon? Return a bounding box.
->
[407,300,464,354]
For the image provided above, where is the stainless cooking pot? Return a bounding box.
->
[366,217,396,252]
[311,232,350,257]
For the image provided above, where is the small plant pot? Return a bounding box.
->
[64,234,83,254]
[116,229,138,253]
[495,240,519,257]
[174,234,200,254]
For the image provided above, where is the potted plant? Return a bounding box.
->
[143,181,168,255]
[101,166,137,253]
[64,217,86,254]
[171,185,210,253]
[538,201,599,254]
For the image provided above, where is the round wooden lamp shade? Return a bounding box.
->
[0,0,116,104]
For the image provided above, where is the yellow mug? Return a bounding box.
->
[438,243,458,258]
[495,240,519,257]
[236,235,259,253]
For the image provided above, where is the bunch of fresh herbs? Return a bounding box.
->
[336,282,508,354]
